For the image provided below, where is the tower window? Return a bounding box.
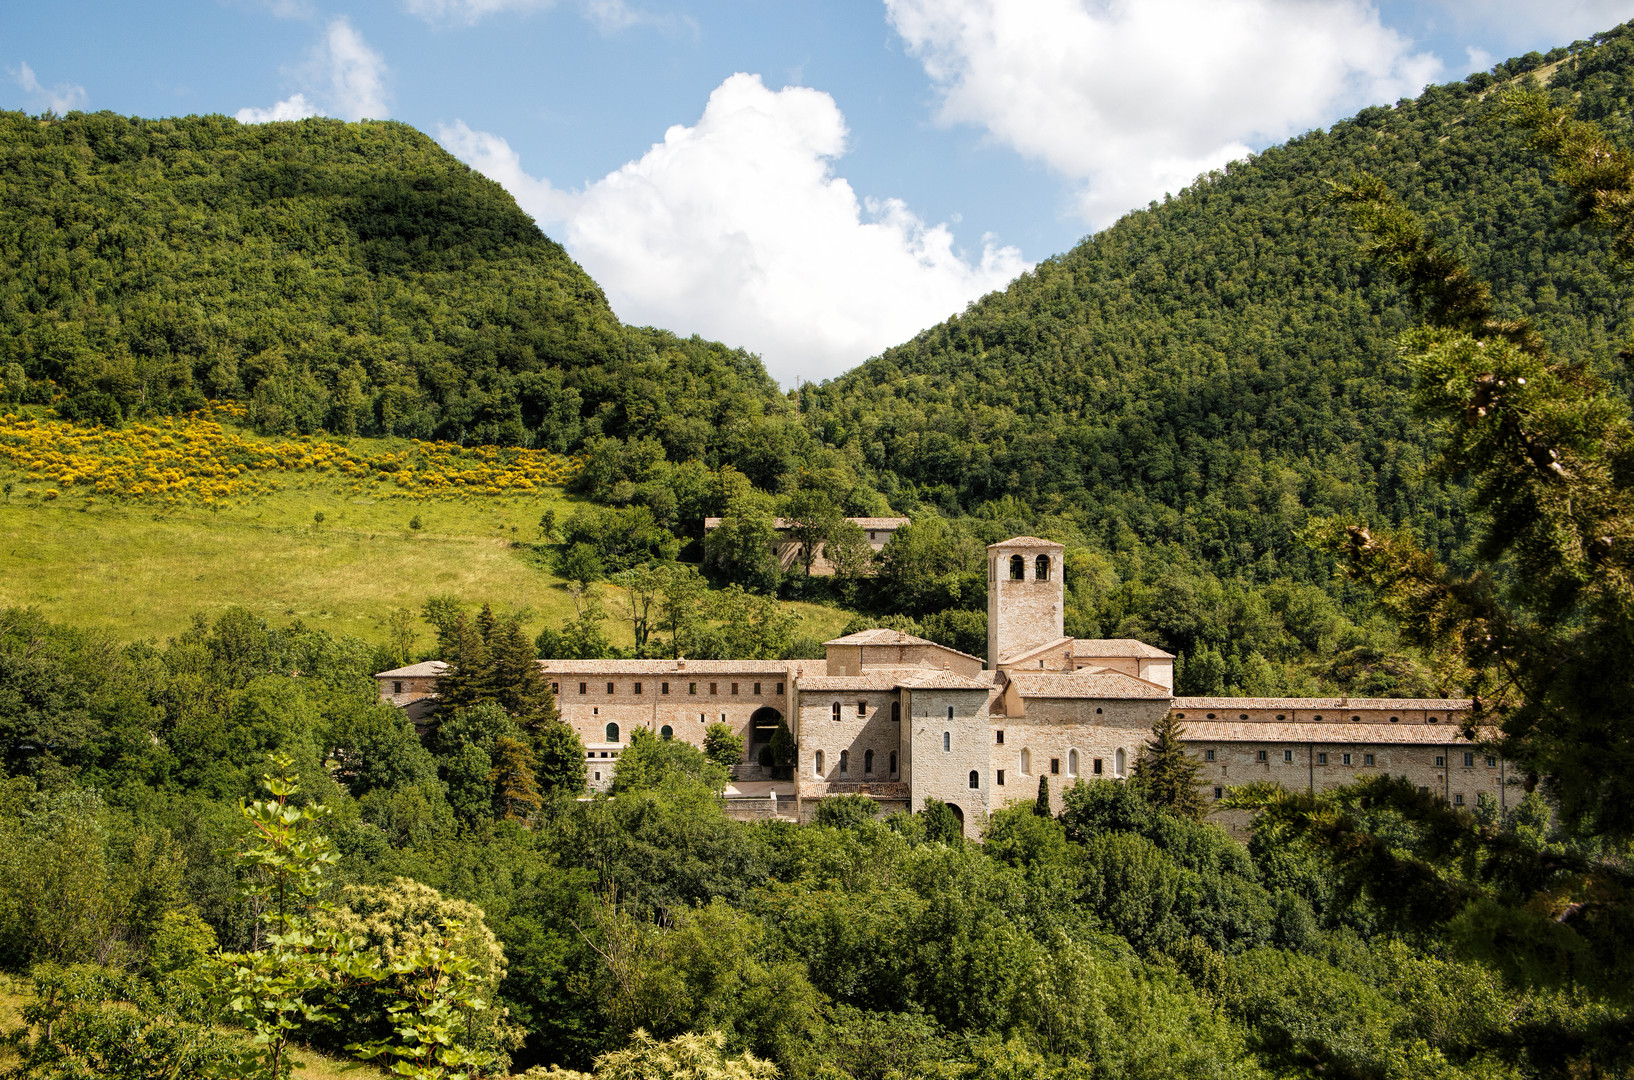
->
[1009,554,1025,580]
[943,731,951,752]
[550,682,559,695]
[996,769,1005,786]
[1035,554,1050,581]
[1435,755,1445,767]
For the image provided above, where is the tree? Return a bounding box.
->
[1035,774,1051,817]
[782,488,843,575]
[825,518,874,583]
[537,719,588,795]
[656,563,708,658]
[702,723,745,768]
[489,736,544,821]
[432,611,490,716]
[1321,91,1634,837]
[1131,713,1207,821]
[705,498,780,594]
[921,798,963,844]
[559,543,605,589]
[612,564,667,657]
[610,728,729,795]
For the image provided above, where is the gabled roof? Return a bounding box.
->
[1182,721,1483,746]
[797,671,990,692]
[987,536,1065,550]
[998,636,1075,666]
[374,661,447,679]
[1073,638,1174,659]
[1006,671,1170,700]
[824,628,937,647]
[896,671,992,691]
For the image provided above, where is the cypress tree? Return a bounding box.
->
[1131,712,1208,821]
[1035,773,1051,817]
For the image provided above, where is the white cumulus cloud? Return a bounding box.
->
[1436,1,1634,55]
[235,17,389,124]
[8,61,88,114]
[439,73,1028,385]
[886,0,1444,226]
[402,0,667,32]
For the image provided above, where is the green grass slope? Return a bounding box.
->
[802,26,1634,585]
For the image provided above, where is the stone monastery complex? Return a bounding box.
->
[378,536,1506,834]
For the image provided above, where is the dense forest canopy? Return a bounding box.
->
[0,111,800,478]
[801,25,1634,588]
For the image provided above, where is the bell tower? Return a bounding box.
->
[986,537,1065,668]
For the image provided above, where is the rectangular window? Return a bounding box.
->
[594,772,601,781]
[607,682,615,695]
[996,730,1005,745]
[633,682,642,695]
[550,682,559,695]
[1050,758,1060,775]
[1213,787,1223,799]
[720,713,727,724]
[858,701,867,716]
[1317,752,1328,765]
[754,682,761,695]
[392,681,403,694]
[731,682,739,695]
[1464,752,1475,767]
[579,682,587,695]
[711,682,718,695]
[689,682,697,695]
[776,682,785,695]
[1093,758,1103,775]
[1283,749,1294,763]
[1364,753,1376,767]
[1204,749,1216,762]
[1435,755,1445,767]
[1256,750,1268,762]
[1454,793,1465,807]
[996,769,1005,786]
[1485,756,1496,768]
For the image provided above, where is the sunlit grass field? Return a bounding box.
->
[0,408,853,649]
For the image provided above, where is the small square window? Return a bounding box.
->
[1435,755,1445,767]
[1317,752,1328,765]
[754,682,762,695]
[1204,749,1216,762]
[858,701,867,716]
[996,769,1005,786]
[1213,787,1223,799]
[594,771,601,781]
[392,681,403,694]
[731,682,739,695]
[996,730,1005,745]
[1256,750,1268,762]
[1464,752,1475,767]
[1093,758,1103,774]
[1454,793,1465,807]
[1283,749,1293,763]
[1050,758,1060,775]
[633,682,642,695]
[776,682,785,695]
[1363,753,1375,767]
[1343,753,1352,766]
[1485,756,1496,768]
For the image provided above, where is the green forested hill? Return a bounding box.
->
[0,112,796,473]
[801,25,1634,585]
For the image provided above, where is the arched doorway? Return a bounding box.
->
[945,803,965,837]
[749,706,786,777]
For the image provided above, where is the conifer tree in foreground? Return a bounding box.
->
[1035,773,1051,817]
[1132,712,1207,821]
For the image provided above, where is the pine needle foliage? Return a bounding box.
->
[1131,713,1207,821]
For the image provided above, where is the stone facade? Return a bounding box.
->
[378,536,1499,835]
[701,516,909,575]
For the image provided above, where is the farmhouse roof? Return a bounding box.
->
[374,661,447,678]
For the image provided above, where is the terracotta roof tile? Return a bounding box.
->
[1073,638,1175,659]
[538,659,794,675]
[1172,697,1472,712]
[374,661,447,678]
[1182,721,1489,745]
[1007,671,1170,699]
[987,536,1065,549]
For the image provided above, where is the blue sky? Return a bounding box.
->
[5,0,1633,384]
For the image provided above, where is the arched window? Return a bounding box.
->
[1068,749,1078,775]
[605,723,620,743]
[832,702,842,722]
[889,751,898,775]
[1035,554,1050,580]
[1009,554,1025,580]
[968,770,979,789]
[891,701,901,722]
[1020,748,1031,774]
[660,725,673,741]
[815,750,825,776]
[1114,748,1126,776]
[942,731,951,752]
[839,749,849,775]
[864,749,874,774]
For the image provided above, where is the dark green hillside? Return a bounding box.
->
[0,112,790,466]
[802,25,1634,583]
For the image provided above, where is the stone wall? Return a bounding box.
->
[989,697,1169,815]
[904,687,994,835]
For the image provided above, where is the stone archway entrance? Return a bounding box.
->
[748,707,786,777]
[945,803,966,837]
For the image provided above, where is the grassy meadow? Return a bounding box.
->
[0,408,853,650]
